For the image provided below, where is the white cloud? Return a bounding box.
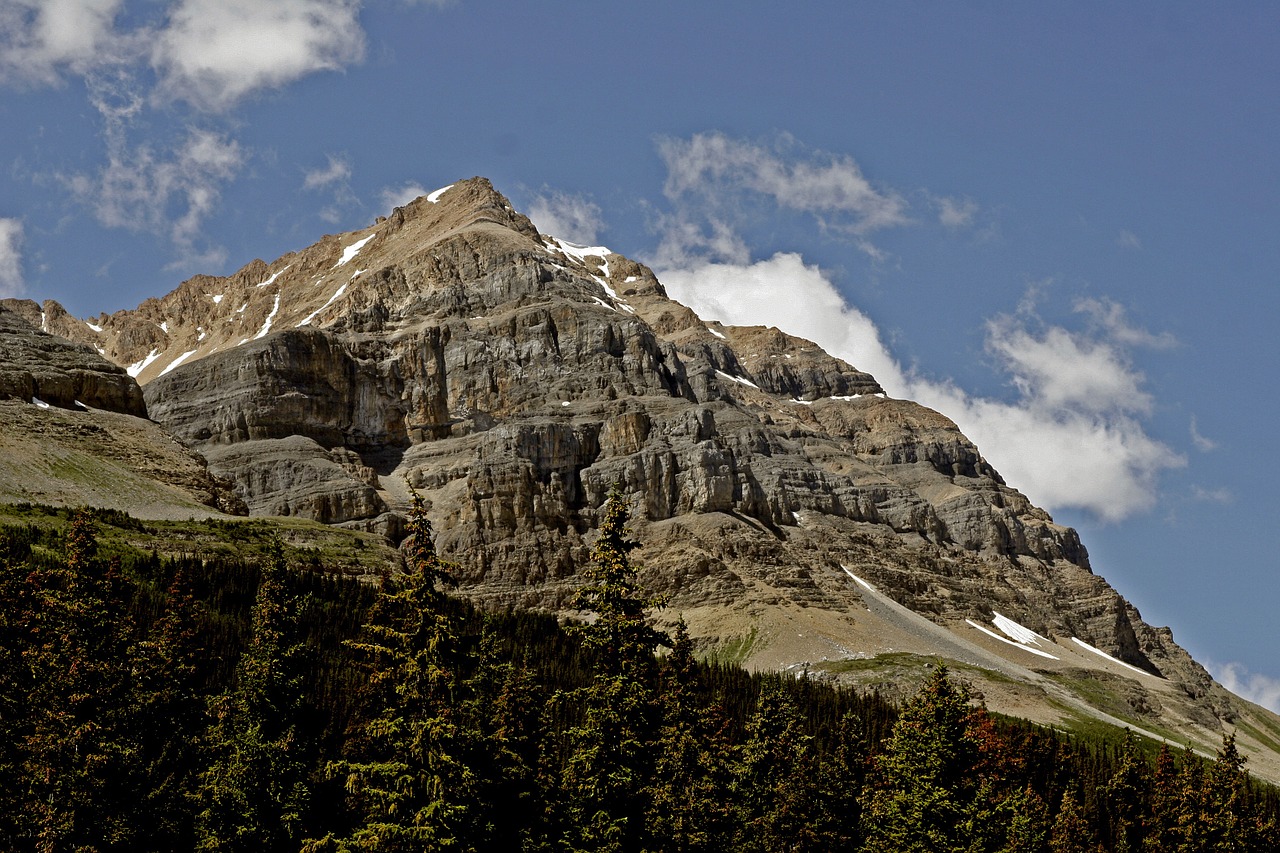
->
[1074,296,1177,349]
[303,154,352,190]
[1117,229,1141,249]
[526,190,605,245]
[379,182,428,211]
[150,0,365,112]
[657,253,1185,522]
[0,218,24,296]
[934,195,979,229]
[654,132,910,264]
[68,125,244,266]
[0,0,134,85]
[1189,415,1218,452]
[1211,661,1280,714]
[1190,485,1233,504]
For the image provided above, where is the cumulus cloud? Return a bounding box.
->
[1211,662,1280,714]
[150,0,365,112]
[656,253,1185,522]
[654,132,910,264]
[0,0,134,85]
[1074,296,1177,349]
[0,218,24,296]
[526,190,606,245]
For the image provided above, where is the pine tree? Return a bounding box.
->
[194,540,313,852]
[559,490,666,853]
[1050,787,1101,853]
[1102,731,1150,853]
[317,488,480,851]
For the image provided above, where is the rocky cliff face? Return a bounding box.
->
[41,177,1278,770]
[0,301,147,416]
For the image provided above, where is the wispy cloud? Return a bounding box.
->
[1189,415,1218,452]
[1074,296,1177,349]
[1117,229,1141,250]
[0,218,24,297]
[933,194,979,229]
[150,0,365,112]
[303,154,352,190]
[379,181,428,211]
[654,132,910,265]
[526,189,605,245]
[1210,661,1280,714]
[1190,485,1233,504]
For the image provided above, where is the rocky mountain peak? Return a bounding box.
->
[30,177,1280,775]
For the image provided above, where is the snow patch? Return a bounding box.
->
[624,275,638,283]
[828,394,864,401]
[160,349,197,376]
[85,321,103,333]
[992,612,1049,646]
[427,183,454,203]
[40,312,46,332]
[715,369,760,390]
[211,294,224,304]
[159,321,169,334]
[256,265,290,288]
[333,234,375,268]
[127,348,162,378]
[841,566,876,592]
[552,237,611,263]
[253,294,281,340]
[707,326,727,340]
[32,397,50,409]
[351,268,367,279]
[297,283,348,327]
[1071,638,1155,677]
[966,620,1060,660]
[561,401,570,407]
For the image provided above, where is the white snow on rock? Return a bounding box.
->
[257,265,290,288]
[841,565,877,592]
[127,348,162,378]
[707,326,727,340]
[253,293,281,340]
[992,612,1049,646]
[965,620,1060,660]
[1071,638,1155,677]
[551,237,611,264]
[85,321,103,333]
[624,275,638,283]
[828,394,864,402]
[211,294,224,304]
[427,184,454,203]
[160,349,198,376]
[333,234,375,268]
[32,397,50,409]
[159,321,169,333]
[715,369,760,390]
[297,283,347,327]
[39,311,46,332]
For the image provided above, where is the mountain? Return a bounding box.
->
[9,178,1280,780]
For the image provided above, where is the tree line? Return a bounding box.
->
[0,498,1276,851]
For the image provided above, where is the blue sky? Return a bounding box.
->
[1,1,1277,711]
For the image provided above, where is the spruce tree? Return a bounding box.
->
[317,488,480,851]
[194,540,312,852]
[559,490,665,853]
[862,665,980,853]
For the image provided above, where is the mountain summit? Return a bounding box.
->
[13,177,1280,779]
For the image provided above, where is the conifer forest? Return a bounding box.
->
[1,497,1277,852]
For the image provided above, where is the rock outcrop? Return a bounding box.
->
[0,301,146,416]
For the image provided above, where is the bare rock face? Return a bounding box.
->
[0,301,147,416]
[75,178,1259,753]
